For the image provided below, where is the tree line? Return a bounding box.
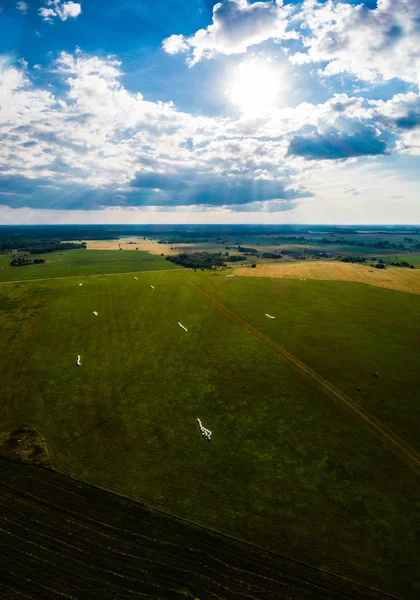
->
[10,257,45,267]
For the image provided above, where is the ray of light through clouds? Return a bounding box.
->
[0,0,419,224]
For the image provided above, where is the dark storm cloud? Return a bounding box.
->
[0,170,312,211]
[287,128,388,160]
[131,169,313,206]
[395,111,420,130]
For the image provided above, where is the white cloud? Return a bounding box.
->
[370,91,420,154]
[0,51,417,218]
[162,34,190,56]
[290,0,420,85]
[16,2,29,14]
[39,1,82,23]
[162,0,294,65]
[163,0,420,86]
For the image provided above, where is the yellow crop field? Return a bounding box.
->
[84,238,178,254]
[234,261,420,295]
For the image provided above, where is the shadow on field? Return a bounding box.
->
[0,457,396,600]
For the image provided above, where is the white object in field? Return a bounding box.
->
[151,285,155,290]
[79,283,83,286]
[197,418,212,441]
[178,322,188,332]
[265,314,275,319]
[93,311,98,316]
[134,277,138,280]
[77,355,81,366]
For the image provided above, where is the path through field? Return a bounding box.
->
[190,282,420,475]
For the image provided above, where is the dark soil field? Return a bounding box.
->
[0,457,397,600]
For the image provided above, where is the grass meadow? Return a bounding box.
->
[0,249,179,282]
[0,264,419,598]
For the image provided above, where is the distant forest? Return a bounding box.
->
[0,236,86,254]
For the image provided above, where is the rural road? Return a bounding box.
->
[191,282,420,476]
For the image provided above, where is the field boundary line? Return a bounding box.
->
[190,282,420,475]
[0,268,186,286]
[0,456,400,600]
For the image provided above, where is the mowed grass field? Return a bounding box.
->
[0,266,419,598]
[235,261,420,295]
[0,249,180,283]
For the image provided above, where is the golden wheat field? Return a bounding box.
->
[234,261,420,295]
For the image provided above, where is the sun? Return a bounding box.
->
[226,59,281,116]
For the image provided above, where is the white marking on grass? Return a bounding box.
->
[151,285,155,290]
[134,277,138,280]
[197,418,212,441]
[77,355,81,366]
[93,311,98,316]
[178,322,188,332]
[265,314,275,319]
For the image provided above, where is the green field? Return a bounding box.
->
[0,249,180,282]
[208,275,420,451]
[1,264,419,598]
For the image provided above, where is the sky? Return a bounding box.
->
[0,0,419,225]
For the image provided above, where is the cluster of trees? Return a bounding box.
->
[320,237,409,250]
[27,242,86,254]
[0,238,86,254]
[261,252,283,259]
[10,257,45,267]
[225,245,258,255]
[388,261,415,269]
[341,256,367,263]
[165,252,226,270]
[158,239,195,245]
[224,255,244,263]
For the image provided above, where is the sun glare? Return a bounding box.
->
[226,59,281,116]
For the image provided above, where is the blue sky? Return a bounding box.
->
[0,0,419,224]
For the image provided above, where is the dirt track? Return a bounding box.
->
[190,282,420,475]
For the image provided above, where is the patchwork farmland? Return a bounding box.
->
[0,249,419,599]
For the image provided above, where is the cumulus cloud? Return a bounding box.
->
[0,51,413,212]
[290,0,420,85]
[162,0,294,65]
[0,52,313,210]
[38,0,81,23]
[371,91,420,153]
[16,2,29,14]
[163,1,420,86]
[131,168,309,206]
